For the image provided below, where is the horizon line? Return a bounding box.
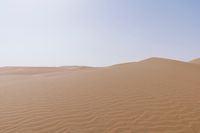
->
[0,57,199,68]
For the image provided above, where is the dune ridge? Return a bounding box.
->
[0,57,200,133]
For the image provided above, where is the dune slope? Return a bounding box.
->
[1,58,200,133]
[190,58,200,65]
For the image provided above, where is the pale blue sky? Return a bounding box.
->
[0,0,199,66]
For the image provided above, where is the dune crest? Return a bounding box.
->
[0,57,200,133]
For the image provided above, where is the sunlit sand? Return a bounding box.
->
[0,57,200,133]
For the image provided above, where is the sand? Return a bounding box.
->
[1,57,200,133]
[190,58,200,65]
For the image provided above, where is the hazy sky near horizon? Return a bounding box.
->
[0,0,200,66]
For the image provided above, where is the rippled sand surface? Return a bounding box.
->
[1,58,200,133]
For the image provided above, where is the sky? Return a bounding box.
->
[0,0,200,66]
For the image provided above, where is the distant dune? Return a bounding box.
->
[1,57,200,133]
[190,58,200,64]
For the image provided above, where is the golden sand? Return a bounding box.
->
[1,57,200,133]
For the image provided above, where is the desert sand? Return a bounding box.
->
[190,58,200,65]
[1,57,200,133]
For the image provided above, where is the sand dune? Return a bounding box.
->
[190,58,200,65]
[1,57,200,133]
